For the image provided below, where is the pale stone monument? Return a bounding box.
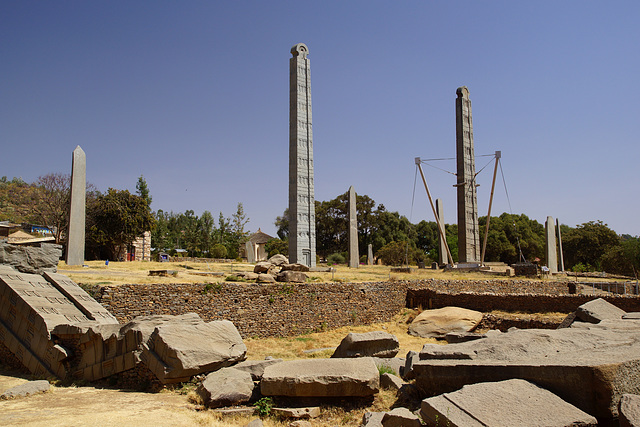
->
[556,218,565,272]
[66,145,86,266]
[348,186,359,268]
[246,241,255,263]
[367,244,373,266]
[545,216,558,273]
[455,87,480,263]
[288,43,316,267]
[436,198,447,265]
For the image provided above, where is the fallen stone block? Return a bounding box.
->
[421,379,597,427]
[233,358,283,380]
[362,411,385,427]
[268,254,288,266]
[372,357,404,376]
[261,358,379,397]
[196,367,254,408]
[0,242,61,274]
[331,331,399,358]
[402,351,419,380]
[445,331,486,343]
[254,262,274,274]
[413,319,640,422]
[619,393,640,427]
[280,263,310,272]
[380,373,404,391]
[257,273,276,283]
[576,298,626,324]
[408,306,483,338]
[275,270,307,283]
[272,407,320,419]
[145,319,247,382]
[382,407,421,427]
[0,380,50,400]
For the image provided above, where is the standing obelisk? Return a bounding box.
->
[348,186,359,268]
[455,86,480,263]
[66,146,86,266]
[288,43,316,267]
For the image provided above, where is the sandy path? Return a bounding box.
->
[0,373,203,427]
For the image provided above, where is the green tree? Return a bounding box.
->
[275,209,289,239]
[198,210,216,255]
[563,221,620,271]
[265,238,288,257]
[136,175,152,208]
[377,241,426,266]
[87,188,155,260]
[232,202,250,242]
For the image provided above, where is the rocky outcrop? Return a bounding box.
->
[408,306,483,338]
[196,367,254,408]
[268,254,288,266]
[421,379,598,426]
[0,242,61,274]
[331,331,399,358]
[261,358,379,397]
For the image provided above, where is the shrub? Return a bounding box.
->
[327,252,346,265]
[211,243,227,259]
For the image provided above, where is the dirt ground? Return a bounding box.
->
[0,368,207,427]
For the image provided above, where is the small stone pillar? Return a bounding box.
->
[367,244,373,266]
[545,216,558,274]
[348,186,359,268]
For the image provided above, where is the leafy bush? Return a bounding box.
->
[211,243,227,259]
[253,397,273,416]
[327,252,346,265]
[265,238,288,258]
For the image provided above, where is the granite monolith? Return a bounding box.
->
[66,146,85,266]
[288,43,316,267]
[455,87,480,263]
[546,216,558,273]
[348,186,359,268]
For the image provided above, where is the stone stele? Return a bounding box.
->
[348,186,359,268]
[288,42,316,267]
[455,87,480,263]
[66,145,86,266]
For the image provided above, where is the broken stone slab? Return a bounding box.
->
[0,380,51,400]
[382,407,421,427]
[445,331,487,343]
[144,319,247,383]
[362,411,385,427]
[275,270,308,283]
[623,312,640,320]
[421,379,597,427]
[280,263,310,272]
[402,351,419,381]
[576,298,626,324]
[233,358,284,380]
[268,254,288,266]
[0,242,62,274]
[619,393,640,427]
[272,407,320,419]
[372,357,404,376]
[196,367,254,408]
[253,262,273,274]
[380,373,404,391]
[256,273,276,283]
[408,306,483,338]
[331,331,399,358]
[413,319,640,421]
[261,357,380,397]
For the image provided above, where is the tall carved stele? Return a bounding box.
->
[66,146,86,266]
[455,86,480,263]
[288,43,316,267]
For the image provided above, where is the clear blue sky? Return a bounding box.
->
[2,1,639,237]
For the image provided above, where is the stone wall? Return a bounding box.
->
[93,278,640,339]
[96,281,409,338]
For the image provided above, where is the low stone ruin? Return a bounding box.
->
[241,254,310,283]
